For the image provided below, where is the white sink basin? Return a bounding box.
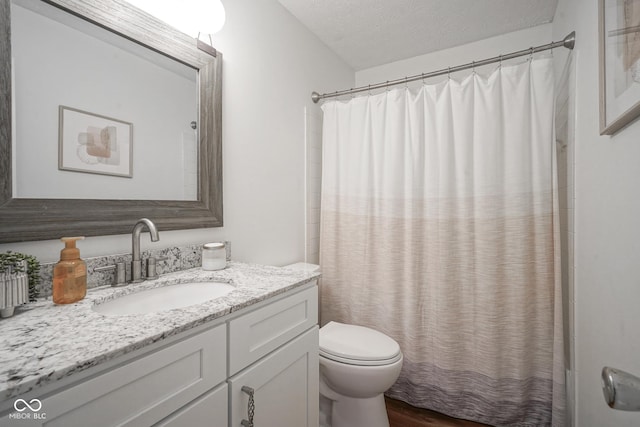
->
[93,282,234,316]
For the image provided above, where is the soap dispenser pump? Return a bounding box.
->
[53,236,87,304]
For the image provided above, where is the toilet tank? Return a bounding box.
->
[282,262,320,273]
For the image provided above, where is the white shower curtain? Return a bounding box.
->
[319,57,565,426]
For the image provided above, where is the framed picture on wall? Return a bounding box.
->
[58,106,133,178]
[599,0,640,135]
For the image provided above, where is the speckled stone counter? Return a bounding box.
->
[0,262,319,401]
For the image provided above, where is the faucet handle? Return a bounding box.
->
[146,256,168,280]
[94,262,127,287]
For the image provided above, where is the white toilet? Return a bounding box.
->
[319,321,403,427]
[282,263,403,427]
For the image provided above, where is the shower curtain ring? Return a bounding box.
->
[422,73,426,85]
[368,84,371,96]
[529,47,534,61]
[472,61,476,74]
[499,54,503,68]
[386,81,390,92]
[447,67,451,80]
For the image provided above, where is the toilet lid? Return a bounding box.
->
[319,321,402,366]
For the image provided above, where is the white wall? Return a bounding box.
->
[304,106,322,264]
[553,1,640,426]
[0,0,354,265]
[555,51,576,426]
[356,24,552,86]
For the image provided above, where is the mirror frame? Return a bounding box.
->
[0,0,223,243]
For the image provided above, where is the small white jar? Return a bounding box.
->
[202,242,226,270]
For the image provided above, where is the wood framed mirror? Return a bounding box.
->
[0,0,223,243]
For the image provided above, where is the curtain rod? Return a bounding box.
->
[311,31,575,103]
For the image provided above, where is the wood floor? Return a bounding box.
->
[386,397,491,427]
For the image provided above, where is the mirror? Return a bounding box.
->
[0,0,223,243]
[13,0,199,201]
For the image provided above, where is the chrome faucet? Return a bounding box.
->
[131,218,159,283]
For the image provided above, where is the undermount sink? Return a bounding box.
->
[93,282,234,316]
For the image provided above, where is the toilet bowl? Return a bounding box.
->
[319,321,403,427]
[281,263,403,427]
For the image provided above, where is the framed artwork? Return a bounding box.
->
[58,106,133,178]
[599,0,640,135]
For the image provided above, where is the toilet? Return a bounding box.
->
[319,321,403,427]
[282,263,404,427]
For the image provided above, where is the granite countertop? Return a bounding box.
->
[0,262,320,401]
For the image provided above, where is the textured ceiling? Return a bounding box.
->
[277,0,558,70]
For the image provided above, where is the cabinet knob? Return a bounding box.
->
[241,386,255,427]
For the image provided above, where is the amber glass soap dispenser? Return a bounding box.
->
[53,236,87,304]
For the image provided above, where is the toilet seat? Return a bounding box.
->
[320,321,402,366]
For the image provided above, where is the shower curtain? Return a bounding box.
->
[319,57,565,426]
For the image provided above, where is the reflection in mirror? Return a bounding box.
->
[12,0,198,201]
[0,0,223,243]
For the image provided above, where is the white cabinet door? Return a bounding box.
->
[153,383,227,427]
[229,327,319,427]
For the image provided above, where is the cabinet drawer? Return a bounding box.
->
[229,285,318,375]
[39,324,226,427]
[154,383,228,427]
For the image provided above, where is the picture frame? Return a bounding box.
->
[58,106,133,178]
[599,0,640,135]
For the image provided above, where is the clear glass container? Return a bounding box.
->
[202,242,226,270]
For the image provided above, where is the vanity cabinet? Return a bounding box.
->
[20,324,227,427]
[229,285,319,426]
[1,283,318,427]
